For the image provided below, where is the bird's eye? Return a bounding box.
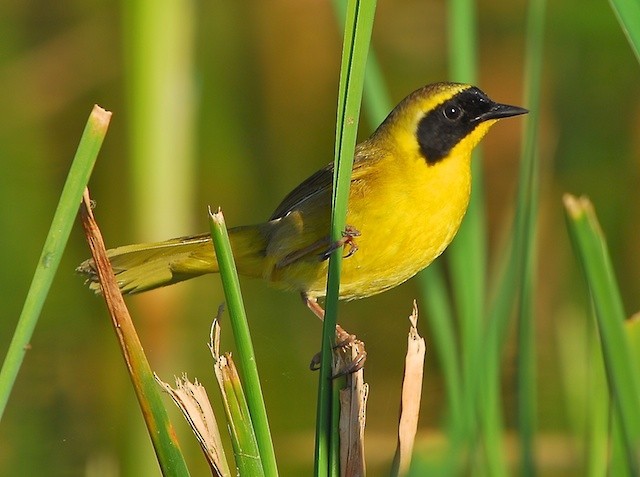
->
[443,102,463,121]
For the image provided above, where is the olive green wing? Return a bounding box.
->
[263,148,378,270]
[268,163,334,220]
[268,146,377,221]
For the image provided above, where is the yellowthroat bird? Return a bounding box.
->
[79,82,526,315]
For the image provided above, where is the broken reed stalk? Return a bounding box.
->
[79,188,190,476]
[336,338,368,476]
[210,319,265,477]
[391,301,426,477]
[155,374,231,477]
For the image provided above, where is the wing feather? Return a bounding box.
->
[268,143,383,221]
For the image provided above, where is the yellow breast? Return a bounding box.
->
[330,145,472,300]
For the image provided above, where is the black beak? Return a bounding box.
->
[475,102,528,122]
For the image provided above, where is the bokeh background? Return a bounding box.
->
[1,0,639,475]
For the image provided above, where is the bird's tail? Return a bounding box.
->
[77,225,267,294]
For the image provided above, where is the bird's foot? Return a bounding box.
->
[309,324,367,378]
[303,294,366,377]
[319,225,361,261]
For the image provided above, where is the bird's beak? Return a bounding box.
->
[475,102,528,122]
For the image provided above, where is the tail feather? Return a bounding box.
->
[77,226,267,294]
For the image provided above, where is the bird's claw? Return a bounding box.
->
[309,324,367,378]
[319,225,361,261]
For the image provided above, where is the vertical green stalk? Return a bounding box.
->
[564,195,640,473]
[447,0,485,346]
[315,1,377,475]
[330,0,393,125]
[616,318,640,474]
[448,0,478,83]
[418,264,463,440]
[209,209,278,477]
[418,0,486,468]
[585,319,609,476]
[216,355,265,477]
[122,0,196,240]
[515,0,546,473]
[0,106,110,421]
[445,0,487,458]
[607,0,640,63]
[516,261,536,476]
[337,0,468,466]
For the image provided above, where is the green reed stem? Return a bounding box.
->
[564,195,640,473]
[315,1,377,475]
[0,106,110,422]
[209,208,278,477]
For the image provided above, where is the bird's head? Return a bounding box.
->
[373,82,528,165]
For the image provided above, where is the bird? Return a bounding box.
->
[78,82,527,319]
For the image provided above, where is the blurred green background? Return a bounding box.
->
[1,0,639,475]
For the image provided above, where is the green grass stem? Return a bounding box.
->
[0,106,111,422]
[412,1,487,468]
[447,0,486,384]
[444,1,490,468]
[564,195,640,473]
[209,208,278,477]
[514,0,545,473]
[612,317,640,474]
[331,0,392,126]
[315,1,377,475]
[335,0,472,467]
[122,0,196,240]
[417,264,463,442]
[585,320,609,476]
[607,0,640,63]
[448,0,478,84]
[217,356,265,477]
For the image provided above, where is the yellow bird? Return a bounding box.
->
[79,82,526,316]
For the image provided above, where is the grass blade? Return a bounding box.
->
[555,309,609,475]
[209,208,278,477]
[474,0,545,472]
[515,0,545,473]
[611,316,640,474]
[584,325,610,475]
[417,264,463,443]
[315,1,377,475]
[222,356,262,475]
[214,352,264,477]
[330,0,392,126]
[448,0,478,84]
[564,194,640,473]
[607,0,640,63]
[444,1,488,467]
[0,106,110,421]
[446,0,486,408]
[122,0,196,240]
